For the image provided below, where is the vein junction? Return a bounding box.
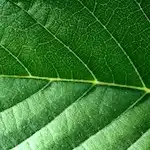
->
[0,75,150,93]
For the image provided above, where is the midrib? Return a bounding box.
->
[0,74,150,93]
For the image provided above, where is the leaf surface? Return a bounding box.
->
[0,0,150,149]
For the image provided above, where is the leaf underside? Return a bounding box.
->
[0,0,150,149]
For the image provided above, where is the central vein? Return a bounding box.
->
[0,75,150,93]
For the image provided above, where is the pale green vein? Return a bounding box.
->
[0,81,50,115]
[0,75,149,93]
[134,0,150,23]
[11,85,94,150]
[0,1,149,150]
[127,128,150,150]
[7,0,146,87]
[11,86,146,150]
[74,93,147,150]
[9,0,97,81]
[124,92,147,113]
[0,81,51,149]
[77,0,146,88]
[0,44,31,75]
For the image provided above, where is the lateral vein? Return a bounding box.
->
[8,0,97,81]
[0,44,31,76]
[134,0,150,24]
[77,0,146,88]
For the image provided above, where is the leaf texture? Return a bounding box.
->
[0,0,150,149]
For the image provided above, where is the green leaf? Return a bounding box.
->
[0,0,150,149]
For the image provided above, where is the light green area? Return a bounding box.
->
[0,0,150,149]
